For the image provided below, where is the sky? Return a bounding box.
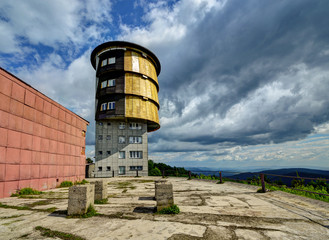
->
[1,0,329,170]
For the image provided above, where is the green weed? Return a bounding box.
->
[157,204,180,214]
[68,205,98,218]
[59,181,74,188]
[94,198,108,204]
[75,179,89,185]
[35,226,86,240]
[11,188,42,197]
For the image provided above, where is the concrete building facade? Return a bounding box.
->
[90,41,161,177]
[0,68,89,198]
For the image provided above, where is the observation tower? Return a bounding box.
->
[90,41,161,177]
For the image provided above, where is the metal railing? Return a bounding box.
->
[186,170,329,197]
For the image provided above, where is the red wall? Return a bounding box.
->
[0,68,89,198]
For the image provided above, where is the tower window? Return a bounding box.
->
[118,166,126,175]
[101,81,107,88]
[130,166,143,171]
[98,151,103,155]
[107,151,111,155]
[98,135,103,140]
[108,79,115,87]
[129,123,142,129]
[98,167,102,171]
[106,135,111,140]
[108,102,115,110]
[118,136,125,143]
[106,166,111,171]
[119,151,125,159]
[100,103,107,111]
[107,122,111,126]
[98,122,103,126]
[108,57,115,64]
[129,151,142,159]
[101,57,116,67]
[101,79,116,88]
[119,122,125,129]
[101,59,107,67]
[129,136,142,144]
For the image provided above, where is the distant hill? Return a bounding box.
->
[229,168,329,186]
[187,167,329,186]
[186,167,237,177]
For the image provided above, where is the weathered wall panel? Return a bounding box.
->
[0,68,89,198]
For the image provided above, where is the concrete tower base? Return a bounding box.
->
[94,120,148,177]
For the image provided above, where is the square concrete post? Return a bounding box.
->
[68,184,95,215]
[155,180,174,211]
[91,180,108,200]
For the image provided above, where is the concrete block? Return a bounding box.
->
[68,184,95,215]
[155,180,174,211]
[91,180,108,200]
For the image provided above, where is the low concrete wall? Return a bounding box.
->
[155,180,174,211]
[67,184,95,215]
[91,180,107,200]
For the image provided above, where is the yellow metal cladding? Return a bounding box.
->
[124,51,158,85]
[125,95,159,129]
[91,42,161,132]
[125,73,159,106]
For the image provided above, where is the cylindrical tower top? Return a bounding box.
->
[90,41,161,132]
[90,41,161,75]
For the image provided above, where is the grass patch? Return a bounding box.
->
[257,188,265,193]
[94,198,108,204]
[109,181,137,194]
[68,205,98,218]
[25,199,53,207]
[116,181,136,189]
[35,226,86,240]
[81,205,98,218]
[157,204,180,214]
[0,202,30,211]
[266,184,329,203]
[19,233,31,238]
[222,178,329,203]
[11,188,42,197]
[0,202,57,213]
[0,214,25,219]
[132,179,154,183]
[75,179,89,185]
[2,219,23,226]
[59,181,74,188]
[45,207,58,213]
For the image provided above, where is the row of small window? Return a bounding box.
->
[100,102,115,111]
[101,79,115,88]
[98,136,142,144]
[98,151,143,159]
[98,122,142,130]
[101,57,116,67]
[98,166,143,172]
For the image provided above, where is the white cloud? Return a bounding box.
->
[2,0,329,169]
[120,0,329,169]
[0,0,112,54]
[14,50,96,144]
[119,0,226,48]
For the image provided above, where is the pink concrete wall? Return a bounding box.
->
[0,68,88,198]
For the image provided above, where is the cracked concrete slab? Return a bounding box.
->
[0,177,329,240]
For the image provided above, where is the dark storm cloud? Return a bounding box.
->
[152,0,329,149]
